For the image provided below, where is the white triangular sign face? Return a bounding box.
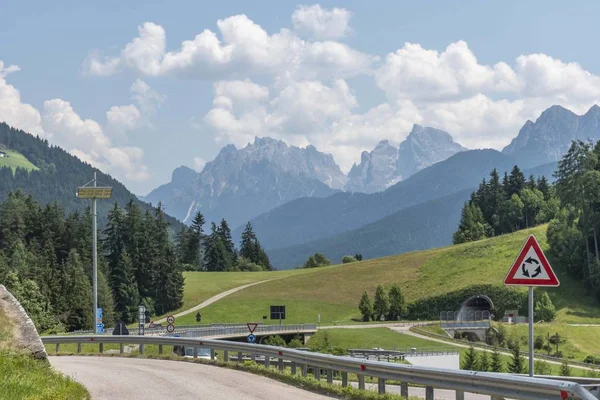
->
[504,235,560,287]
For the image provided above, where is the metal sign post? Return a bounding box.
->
[138,304,146,336]
[504,235,560,377]
[77,172,112,334]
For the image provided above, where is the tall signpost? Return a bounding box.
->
[77,172,112,334]
[504,235,559,377]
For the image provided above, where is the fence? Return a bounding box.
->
[177,324,317,338]
[42,335,598,400]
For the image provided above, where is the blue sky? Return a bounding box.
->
[1,1,600,194]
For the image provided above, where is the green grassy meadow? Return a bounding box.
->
[177,225,600,326]
[0,148,38,173]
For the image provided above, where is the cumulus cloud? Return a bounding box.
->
[291,4,352,40]
[42,99,150,181]
[0,61,44,135]
[84,15,374,80]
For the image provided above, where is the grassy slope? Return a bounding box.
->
[312,328,448,350]
[179,225,600,326]
[154,270,310,320]
[0,305,89,399]
[0,148,38,173]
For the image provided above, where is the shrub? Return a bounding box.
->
[584,355,600,365]
[534,360,552,375]
[534,335,544,350]
[263,335,286,347]
[358,291,373,322]
[342,255,358,264]
[534,292,556,322]
[560,359,572,376]
[288,338,304,348]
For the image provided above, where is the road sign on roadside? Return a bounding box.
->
[196,312,201,322]
[247,323,258,334]
[96,323,104,334]
[166,324,175,333]
[247,334,256,343]
[504,235,560,287]
[166,315,175,324]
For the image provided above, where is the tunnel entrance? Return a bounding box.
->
[456,295,493,322]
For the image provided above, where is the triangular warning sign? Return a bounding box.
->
[247,323,258,334]
[504,235,560,287]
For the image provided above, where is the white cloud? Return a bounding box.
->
[131,78,164,113]
[106,104,141,134]
[84,15,374,80]
[42,99,150,181]
[192,156,206,172]
[291,4,352,40]
[0,61,44,135]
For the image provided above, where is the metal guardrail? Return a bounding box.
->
[177,324,317,338]
[42,335,598,399]
[440,321,492,329]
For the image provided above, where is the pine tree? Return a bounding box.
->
[240,222,258,261]
[506,165,526,197]
[490,348,504,372]
[204,223,231,271]
[63,250,93,331]
[218,219,235,258]
[373,284,389,321]
[109,249,139,323]
[461,346,479,371]
[479,351,490,372]
[453,202,488,244]
[508,343,526,374]
[358,291,373,322]
[387,283,406,320]
[560,359,572,376]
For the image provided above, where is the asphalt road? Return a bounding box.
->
[50,356,334,400]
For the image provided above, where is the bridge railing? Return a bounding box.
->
[177,323,317,338]
[41,335,598,400]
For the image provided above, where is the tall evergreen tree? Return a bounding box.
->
[508,343,526,374]
[387,283,406,320]
[358,291,373,322]
[490,348,504,372]
[506,165,526,197]
[373,284,389,321]
[218,219,235,260]
[240,222,257,261]
[109,249,139,323]
[461,346,479,371]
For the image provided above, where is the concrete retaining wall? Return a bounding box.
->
[0,284,47,360]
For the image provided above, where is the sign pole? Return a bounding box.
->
[92,172,98,335]
[528,286,534,377]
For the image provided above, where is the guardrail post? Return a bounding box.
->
[119,343,124,354]
[358,375,365,390]
[55,343,59,353]
[238,351,243,363]
[224,350,229,362]
[99,343,104,354]
[158,345,163,355]
[301,364,308,377]
[77,343,82,354]
[456,390,465,400]
[425,386,434,400]
[139,344,145,355]
[327,369,333,384]
[251,353,256,362]
[291,361,297,375]
[265,355,270,368]
[194,348,198,358]
[314,367,321,380]
[401,382,408,397]
[378,378,385,394]
[341,372,348,387]
[210,349,215,360]
[278,357,284,371]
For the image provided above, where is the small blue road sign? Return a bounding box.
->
[247,334,256,343]
[96,323,104,334]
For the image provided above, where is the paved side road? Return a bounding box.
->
[154,279,274,324]
[50,356,334,400]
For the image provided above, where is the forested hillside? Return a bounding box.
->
[0,123,183,230]
[0,191,184,331]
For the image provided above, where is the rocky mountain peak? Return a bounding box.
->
[345,125,466,194]
[502,104,600,168]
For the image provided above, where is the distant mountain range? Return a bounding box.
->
[147,125,467,227]
[345,125,467,193]
[144,137,345,228]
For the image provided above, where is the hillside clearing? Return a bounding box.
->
[0,148,38,173]
[178,225,600,326]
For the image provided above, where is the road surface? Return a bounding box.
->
[51,356,334,400]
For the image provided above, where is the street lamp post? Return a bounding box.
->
[77,172,112,334]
